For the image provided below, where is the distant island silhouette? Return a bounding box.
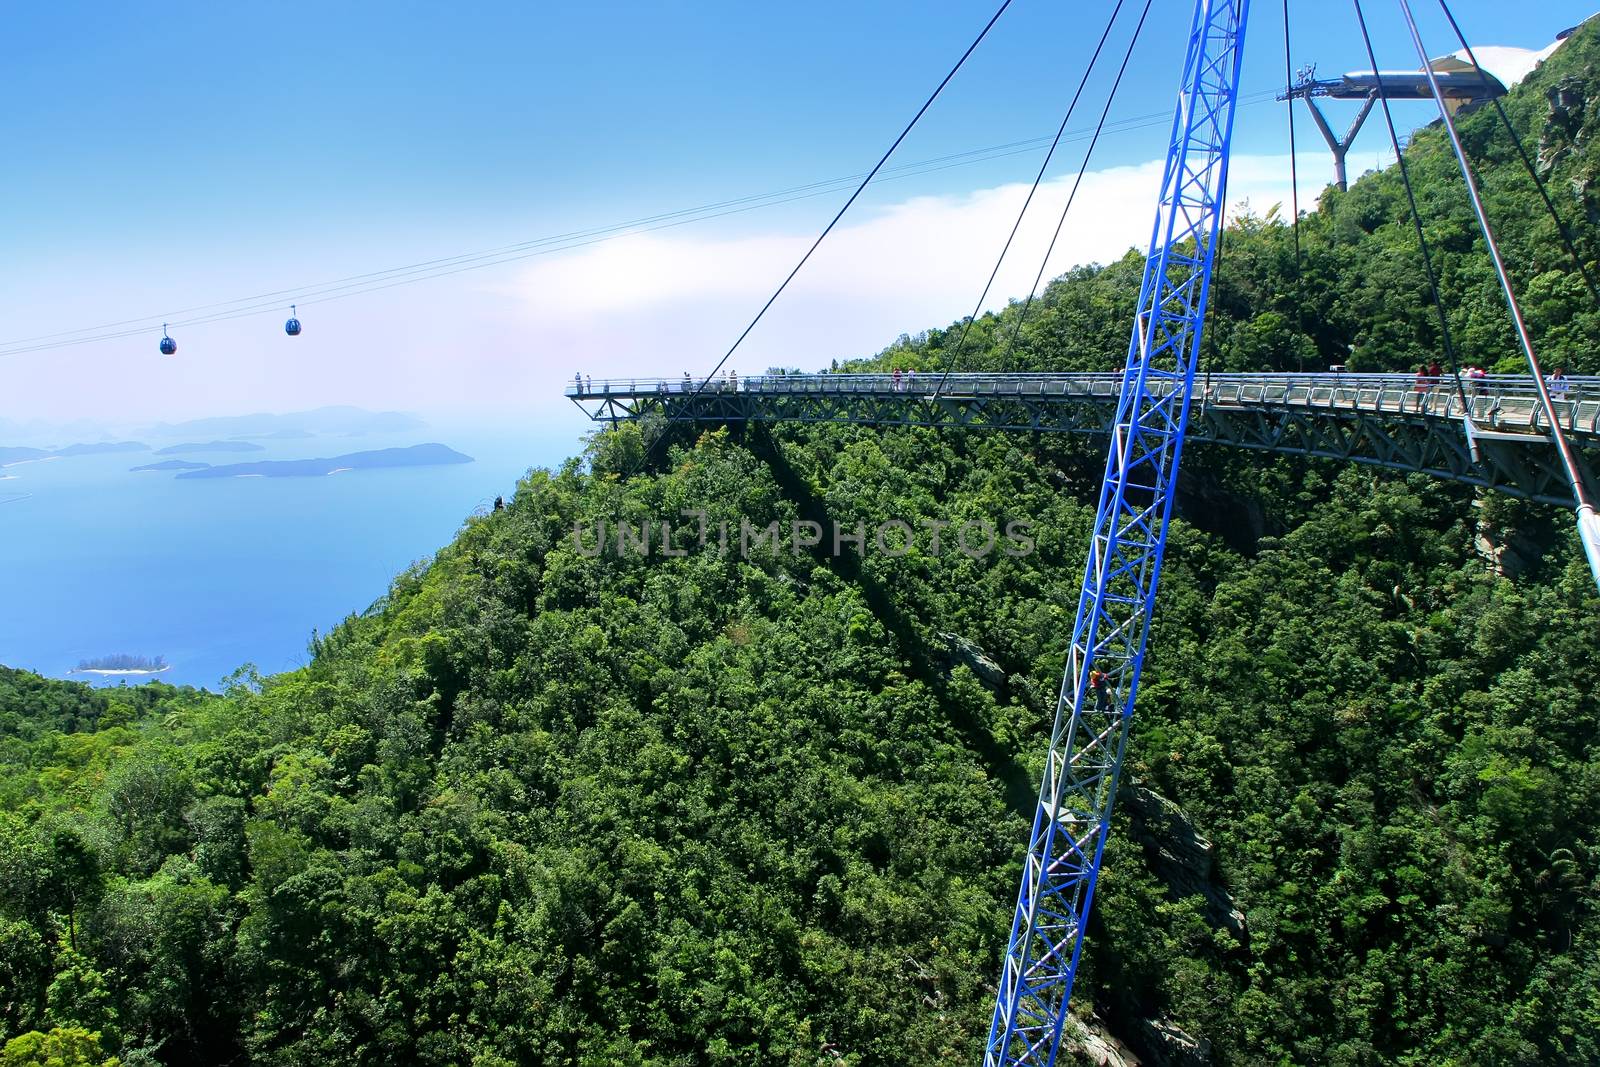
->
[155,440,266,455]
[147,406,425,440]
[131,459,211,472]
[3,409,429,471]
[175,443,473,479]
[0,441,148,465]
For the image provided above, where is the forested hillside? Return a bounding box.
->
[4,24,1600,1067]
[882,20,1600,382]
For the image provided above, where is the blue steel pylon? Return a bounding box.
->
[983,1,1250,1063]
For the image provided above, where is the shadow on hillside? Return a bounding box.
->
[746,424,1036,818]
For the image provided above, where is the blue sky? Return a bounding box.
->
[2,1,1594,431]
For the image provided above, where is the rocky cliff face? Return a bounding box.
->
[1069,1010,1212,1067]
[1120,785,1247,946]
[941,630,1238,1066]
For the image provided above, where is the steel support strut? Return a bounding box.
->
[982,2,1250,1063]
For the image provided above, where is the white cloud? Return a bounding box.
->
[4,154,1311,428]
[504,153,1308,385]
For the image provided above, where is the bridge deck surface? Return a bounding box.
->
[566,372,1600,506]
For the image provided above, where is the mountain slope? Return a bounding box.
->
[4,20,1600,1067]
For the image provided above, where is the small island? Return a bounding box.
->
[175,443,473,479]
[0,441,149,465]
[131,459,212,472]
[70,654,171,676]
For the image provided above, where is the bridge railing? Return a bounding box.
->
[565,371,1600,435]
[1197,372,1600,434]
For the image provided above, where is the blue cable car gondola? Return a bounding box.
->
[159,324,176,356]
[285,305,302,336]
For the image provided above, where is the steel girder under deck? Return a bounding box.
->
[570,371,1600,509]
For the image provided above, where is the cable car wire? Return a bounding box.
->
[1281,0,1309,371]
[0,88,1283,360]
[0,118,1088,354]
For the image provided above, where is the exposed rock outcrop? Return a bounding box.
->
[938,631,1008,690]
[1068,1011,1143,1067]
[1471,497,1543,579]
[1542,79,1589,173]
[1120,785,1247,945]
[1067,1012,1211,1067]
[1133,1017,1212,1067]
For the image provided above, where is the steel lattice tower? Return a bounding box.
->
[983,1,1250,1063]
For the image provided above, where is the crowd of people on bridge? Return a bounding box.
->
[574,370,749,395]
[574,364,1582,410]
[1406,361,1580,411]
[1411,361,1495,408]
[571,366,946,397]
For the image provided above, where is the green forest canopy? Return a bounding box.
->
[4,22,1600,1067]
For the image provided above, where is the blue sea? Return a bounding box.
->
[0,421,584,689]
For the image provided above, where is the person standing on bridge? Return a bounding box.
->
[1413,365,1429,411]
[893,368,903,392]
[574,371,583,396]
[1550,367,1571,400]
[1088,669,1114,717]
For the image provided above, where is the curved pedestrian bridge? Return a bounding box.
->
[567,371,1600,507]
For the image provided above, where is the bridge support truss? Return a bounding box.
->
[984,1,1249,1062]
[572,373,1600,510]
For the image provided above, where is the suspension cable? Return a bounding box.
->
[1433,0,1600,309]
[929,0,1133,397]
[624,0,1017,475]
[1350,0,1469,408]
[1283,0,1306,370]
[993,0,1154,373]
[1397,0,1599,543]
